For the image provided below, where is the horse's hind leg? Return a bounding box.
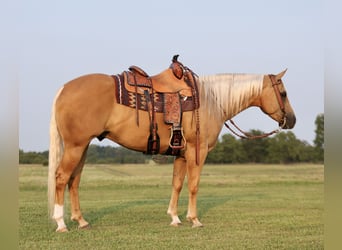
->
[53,144,88,232]
[68,145,89,229]
[167,156,187,226]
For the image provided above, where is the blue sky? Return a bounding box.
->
[18,0,323,151]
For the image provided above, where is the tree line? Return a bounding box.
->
[19,114,324,165]
[19,146,149,166]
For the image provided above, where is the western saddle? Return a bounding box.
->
[112,55,200,157]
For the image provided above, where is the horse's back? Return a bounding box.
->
[60,73,114,99]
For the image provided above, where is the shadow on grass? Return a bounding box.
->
[77,193,265,228]
[80,199,166,226]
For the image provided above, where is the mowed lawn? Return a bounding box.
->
[19,163,323,249]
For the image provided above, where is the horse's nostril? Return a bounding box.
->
[284,114,296,129]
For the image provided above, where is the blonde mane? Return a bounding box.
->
[199,74,264,120]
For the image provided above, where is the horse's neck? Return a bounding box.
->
[224,88,259,119]
[200,74,264,122]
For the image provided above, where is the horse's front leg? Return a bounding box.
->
[167,156,187,226]
[185,144,206,228]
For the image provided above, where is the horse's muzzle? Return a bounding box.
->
[280,113,296,129]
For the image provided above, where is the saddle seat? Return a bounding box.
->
[124,66,193,96]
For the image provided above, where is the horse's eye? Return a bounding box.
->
[280,91,287,98]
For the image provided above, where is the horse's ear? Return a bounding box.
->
[276,68,288,79]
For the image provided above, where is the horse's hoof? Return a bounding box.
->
[188,217,203,228]
[78,223,91,230]
[56,227,68,233]
[192,222,203,228]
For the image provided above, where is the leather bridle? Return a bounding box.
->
[224,74,287,139]
[269,74,287,127]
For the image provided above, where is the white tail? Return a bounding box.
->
[48,87,64,218]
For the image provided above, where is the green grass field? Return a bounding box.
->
[19,163,323,249]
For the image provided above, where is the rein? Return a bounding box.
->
[224,119,284,139]
[224,74,287,140]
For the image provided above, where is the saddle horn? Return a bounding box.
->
[172,54,180,62]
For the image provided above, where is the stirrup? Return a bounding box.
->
[168,127,186,149]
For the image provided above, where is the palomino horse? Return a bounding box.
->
[48,56,296,232]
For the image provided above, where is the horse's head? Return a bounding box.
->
[256,70,296,129]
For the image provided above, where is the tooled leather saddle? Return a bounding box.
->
[112,55,200,156]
